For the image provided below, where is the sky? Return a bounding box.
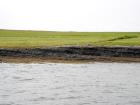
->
[0,0,140,32]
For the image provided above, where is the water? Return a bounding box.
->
[0,63,140,105]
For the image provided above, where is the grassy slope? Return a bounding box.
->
[0,29,140,48]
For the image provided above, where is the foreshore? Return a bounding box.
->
[0,46,140,63]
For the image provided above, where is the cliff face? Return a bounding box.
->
[0,47,140,58]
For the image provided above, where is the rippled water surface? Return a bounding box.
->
[0,63,140,105]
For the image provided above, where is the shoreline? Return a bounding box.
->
[0,56,140,63]
[0,46,140,63]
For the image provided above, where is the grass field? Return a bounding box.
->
[0,29,140,48]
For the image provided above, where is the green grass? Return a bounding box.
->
[0,29,140,48]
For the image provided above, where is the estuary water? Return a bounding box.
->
[0,63,140,105]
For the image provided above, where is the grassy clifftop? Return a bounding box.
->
[0,29,140,48]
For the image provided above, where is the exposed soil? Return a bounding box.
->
[0,46,140,63]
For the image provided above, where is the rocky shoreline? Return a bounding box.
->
[0,46,140,63]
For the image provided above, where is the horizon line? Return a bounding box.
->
[0,28,140,33]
